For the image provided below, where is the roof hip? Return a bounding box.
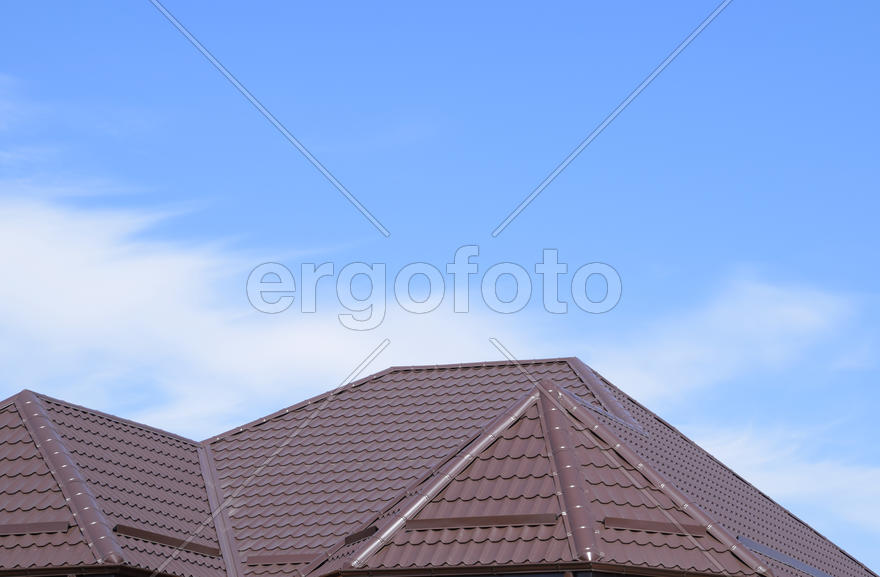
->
[536,386,597,562]
[344,388,543,572]
[13,390,126,565]
[539,380,772,577]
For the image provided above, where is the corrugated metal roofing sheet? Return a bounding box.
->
[0,357,875,577]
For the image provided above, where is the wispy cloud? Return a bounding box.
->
[0,195,544,438]
[692,424,880,565]
[584,278,853,403]
[579,279,876,568]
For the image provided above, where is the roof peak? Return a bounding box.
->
[385,356,580,372]
[206,357,609,444]
[309,380,771,577]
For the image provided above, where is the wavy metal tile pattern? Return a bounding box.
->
[39,396,226,577]
[591,370,877,577]
[354,389,758,577]
[0,401,95,568]
[209,361,593,577]
[0,357,875,577]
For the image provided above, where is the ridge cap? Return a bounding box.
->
[205,366,400,443]
[592,370,880,577]
[308,388,542,576]
[539,380,775,577]
[535,387,598,562]
[384,357,574,373]
[13,390,126,565]
[564,358,640,427]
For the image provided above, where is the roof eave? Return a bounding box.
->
[0,564,180,577]
[331,561,754,577]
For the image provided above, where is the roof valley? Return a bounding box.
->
[4,358,875,577]
[14,390,125,565]
[198,442,244,577]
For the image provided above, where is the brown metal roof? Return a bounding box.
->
[0,358,875,577]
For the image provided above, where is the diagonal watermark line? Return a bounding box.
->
[490,336,729,571]
[491,0,734,237]
[147,0,391,238]
[488,337,541,385]
[148,338,391,577]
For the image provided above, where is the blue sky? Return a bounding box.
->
[1,0,878,569]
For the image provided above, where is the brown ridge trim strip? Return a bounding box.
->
[114,524,221,557]
[565,357,640,429]
[347,389,542,570]
[198,442,244,577]
[537,389,580,562]
[545,382,774,577]
[246,553,319,566]
[538,390,598,562]
[207,366,400,442]
[405,513,559,530]
[588,367,879,577]
[297,422,494,577]
[603,517,707,536]
[208,358,571,443]
[0,521,70,536]
[14,390,125,565]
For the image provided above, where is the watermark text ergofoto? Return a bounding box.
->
[247,246,621,330]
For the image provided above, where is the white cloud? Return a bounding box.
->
[583,279,853,403]
[0,193,860,444]
[0,196,546,438]
[691,425,880,566]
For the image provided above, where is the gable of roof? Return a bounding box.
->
[0,358,876,577]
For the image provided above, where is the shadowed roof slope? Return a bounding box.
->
[0,357,876,577]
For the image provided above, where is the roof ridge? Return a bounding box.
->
[297,421,490,577]
[205,357,590,445]
[535,389,598,562]
[592,371,880,577]
[31,389,198,445]
[385,357,573,372]
[205,367,400,443]
[564,358,640,428]
[13,390,126,565]
[539,380,772,577]
[334,388,542,573]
